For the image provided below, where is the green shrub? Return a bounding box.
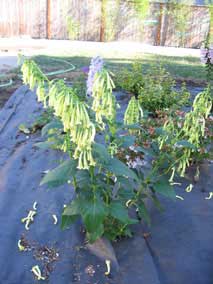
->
[116,62,190,113]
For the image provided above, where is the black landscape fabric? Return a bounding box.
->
[0,86,212,284]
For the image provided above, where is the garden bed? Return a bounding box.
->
[0,86,212,284]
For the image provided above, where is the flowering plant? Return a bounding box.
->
[156,86,212,178]
[21,56,212,244]
[22,57,160,242]
[200,47,213,64]
[200,42,213,85]
[86,56,104,96]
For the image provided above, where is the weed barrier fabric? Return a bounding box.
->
[0,86,212,284]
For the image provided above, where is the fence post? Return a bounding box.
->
[47,0,51,39]
[155,3,163,46]
[100,0,106,42]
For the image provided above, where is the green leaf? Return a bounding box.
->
[105,157,138,181]
[155,127,166,136]
[61,199,80,229]
[75,170,91,188]
[63,199,80,216]
[118,189,135,202]
[86,224,104,243]
[152,178,176,199]
[94,143,138,180]
[138,146,156,157]
[175,140,196,150]
[40,159,77,188]
[19,123,31,134]
[61,215,78,230]
[34,141,56,149]
[81,197,107,233]
[119,135,135,148]
[41,120,63,136]
[117,176,135,192]
[151,195,164,212]
[93,143,111,164]
[137,201,151,225]
[110,201,137,224]
[122,123,142,130]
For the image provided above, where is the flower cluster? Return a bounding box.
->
[126,146,146,169]
[91,69,116,127]
[81,66,89,74]
[48,81,96,169]
[86,56,104,96]
[126,155,146,169]
[124,96,143,126]
[22,60,97,170]
[200,47,213,64]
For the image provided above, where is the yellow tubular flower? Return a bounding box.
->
[124,96,143,128]
[22,60,96,170]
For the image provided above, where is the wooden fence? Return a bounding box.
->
[0,0,210,48]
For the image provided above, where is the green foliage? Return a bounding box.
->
[165,1,193,47]
[124,96,143,128]
[22,59,146,242]
[116,61,190,113]
[22,60,48,105]
[22,60,96,169]
[21,57,212,245]
[92,69,116,127]
[40,160,77,188]
[19,108,53,135]
[137,200,151,225]
[102,0,121,41]
[133,0,150,20]
[35,118,70,152]
[116,61,144,95]
[156,86,212,177]
[100,0,150,42]
[66,16,80,40]
[152,178,176,199]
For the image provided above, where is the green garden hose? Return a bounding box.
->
[0,79,13,88]
[44,58,75,76]
[0,58,76,88]
[0,74,13,88]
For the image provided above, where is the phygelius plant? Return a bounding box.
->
[86,56,104,96]
[21,55,212,244]
[200,47,213,64]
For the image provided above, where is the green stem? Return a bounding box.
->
[73,176,77,191]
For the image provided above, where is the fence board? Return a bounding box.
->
[0,0,210,48]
